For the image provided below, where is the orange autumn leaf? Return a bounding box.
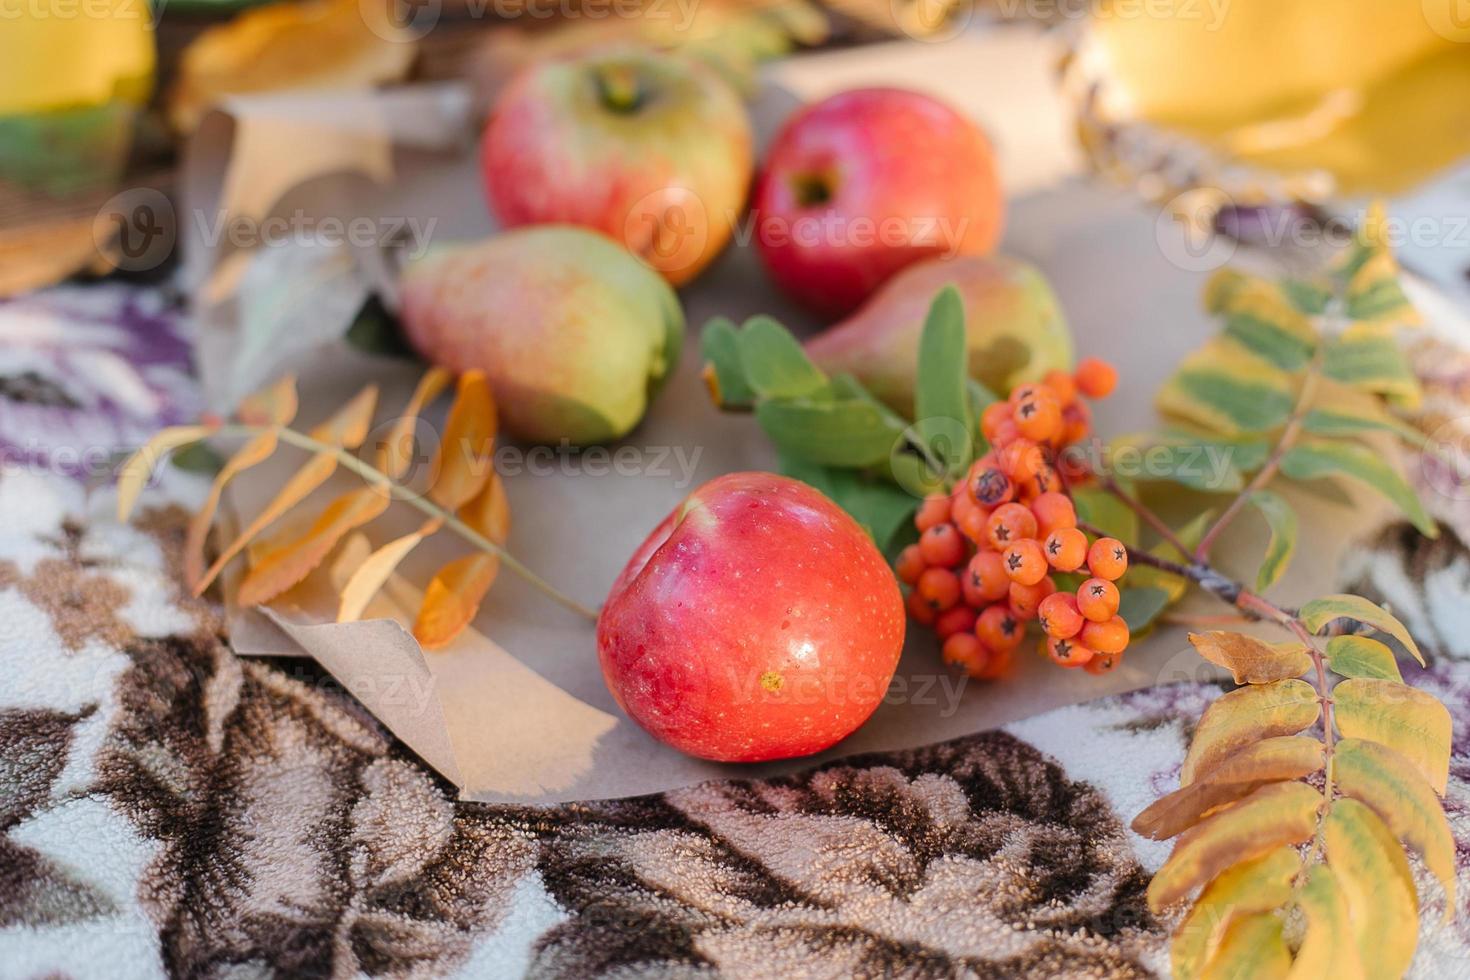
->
[335,518,441,623]
[236,373,298,427]
[237,486,391,607]
[116,425,213,522]
[376,367,451,479]
[184,430,279,588]
[428,370,498,511]
[1188,631,1312,685]
[194,384,379,595]
[414,473,510,650]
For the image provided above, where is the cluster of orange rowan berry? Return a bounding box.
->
[895,358,1131,679]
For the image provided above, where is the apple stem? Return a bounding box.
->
[597,65,644,114]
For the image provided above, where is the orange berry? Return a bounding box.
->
[1044,369,1077,407]
[1077,578,1120,622]
[1083,650,1123,675]
[915,493,952,532]
[1081,615,1130,655]
[1038,592,1084,639]
[907,588,937,626]
[977,644,1014,680]
[943,632,990,677]
[1043,526,1088,572]
[976,603,1024,651]
[1003,539,1048,586]
[895,544,926,585]
[1008,575,1055,620]
[1008,383,1044,406]
[991,417,1021,446]
[986,502,1038,549]
[997,438,1044,482]
[1022,464,1061,499]
[970,466,1014,508]
[1087,537,1129,581]
[1046,635,1094,667]
[916,567,961,612]
[1060,401,1092,447]
[956,501,989,545]
[1075,357,1118,399]
[935,603,978,640]
[1014,390,1062,443]
[964,551,1011,605]
[980,401,1013,441]
[919,523,966,568]
[1031,492,1077,537]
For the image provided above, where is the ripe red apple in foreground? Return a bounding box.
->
[753,87,1004,317]
[482,45,754,286]
[597,472,906,762]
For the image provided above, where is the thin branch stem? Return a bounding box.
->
[222,425,600,623]
[1194,365,1321,561]
[1101,476,1193,556]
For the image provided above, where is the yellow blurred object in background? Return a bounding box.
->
[0,0,155,195]
[1089,0,1470,194]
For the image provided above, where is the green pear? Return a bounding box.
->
[398,226,684,445]
[804,253,1073,413]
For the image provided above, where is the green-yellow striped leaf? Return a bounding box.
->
[1181,679,1321,785]
[1299,593,1422,663]
[1279,438,1436,537]
[1322,332,1420,407]
[1323,798,1419,980]
[1333,678,1451,794]
[1157,340,1296,436]
[1244,491,1297,591]
[1325,634,1403,682]
[1171,847,1300,980]
[1333,737,1456,915]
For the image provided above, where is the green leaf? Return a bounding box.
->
[1119,587,1170,633]
[1224,311,1316,372]
[1245,490,1297,591]
[1333,677,1452,795]
[913,287,974,479]
[1322,333,1419,406]
[1108,432,1260,494]
[1300,593,1423,665]
[1279,438,1435,537]
[1280,277,1331,314]
[755,398,906,468]
[170,440,224,475]
[1072,485,1139,545]
[737,315,828,400]
[700,316,756,408]
[779,453,918,558]
[1325,634,1403,682]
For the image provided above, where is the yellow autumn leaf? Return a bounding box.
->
[414,474,511,650]
[1286,865,1363,980]
[1188,632,1313,685]
[1325,634,1403,683]
[1332,737,1456,915]
[1333,677,1451,795]
[236,373,298,427]
[335,519,439,624]
[237,486,390,607]
[1198,911,1291,980]
[1170,846,1299,980]
[1147,782,1320,912]
[376,368,452,479]
[116,425,213,523]
[1298,593,1424,665]
[1323,798,1419,980]
[184,430,279,588]
[428,371,498,511]
[194,386,379,594]
[1180,680,1321,785]
[1134,736,1323,841]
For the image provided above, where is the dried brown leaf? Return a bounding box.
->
[1188,631,1312,685]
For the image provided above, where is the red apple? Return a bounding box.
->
[752,87,1004,317]
[482,45,754,286]
[597,472,906,762]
